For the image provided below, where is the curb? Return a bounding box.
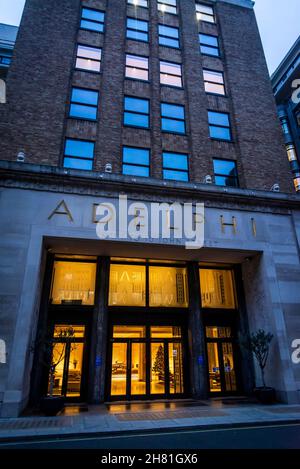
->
[0,418,300,445]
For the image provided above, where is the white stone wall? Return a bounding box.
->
[0,186,300,416]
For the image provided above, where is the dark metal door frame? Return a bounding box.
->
[109,325,186,401]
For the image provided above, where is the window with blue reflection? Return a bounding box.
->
[124,97,149,128]
[161,103,185,134]
[81,8,105,32]
[63,158,93,171]
[127,18,149,42]
[213,159,238,187]
[199,34,219,56]
[123,147,149,165]
[208,111,231,141]
[123,165,149,177]
[123,147,150,177]
[163,169,188,181]
[159,25,179,48]
[64,139,94,171]
[208,112,229,127]
[69,88,99,120]
[163,152,189,181]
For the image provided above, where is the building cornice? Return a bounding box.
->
[0,161,299,212]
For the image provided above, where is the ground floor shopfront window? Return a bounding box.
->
[110,325,184,399]
[35,255,249,404]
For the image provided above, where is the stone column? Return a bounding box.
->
[187,262,208,399]
[91,257,110,403]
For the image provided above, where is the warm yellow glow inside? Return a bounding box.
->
[110,326,184,397]
[200,269,236,309]
[48,325,85,397]
[149,267,188,307]
[109,264,146,306]
[51,261,96,305]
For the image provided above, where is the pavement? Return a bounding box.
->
[1,398,300,442]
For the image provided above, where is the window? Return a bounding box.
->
[80,8,105,32]
[161,103,185,134]
[64,138,95,170]
[208,111,231,141]
[0,55,11,65]
[158,25,179,48]
[76,44,101,72]
[196,3,215,23]
[149,267,188,307]
[109,264,146,306]
[213,159,239,187]
[158,0,177,15]
[199,34,219,56]
[124,96,149,128]
[125,54,149,81]
[69,88,99,120]
[108,262,189,307]
[199,269,236,309]
[123,146,150,177]
[126,18,148,42]
[51,261,97,305]
[160,61,182,87]
[163,152,189,181]
[128,0,148,7]
[203,69,225,95]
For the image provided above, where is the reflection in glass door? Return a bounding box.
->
[111,342,128,396]
[168,343,184,394]
[151,342,165,394]
[131,342,146,395]
[222,342,237,392]
[206,326,238,394]
[207,342,221,393]
[110,325,185,399]
[48,324,86,398]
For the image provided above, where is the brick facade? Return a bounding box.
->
[0,0,293,192]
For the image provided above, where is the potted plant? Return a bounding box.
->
[39,326,75,416]
[244,329,276,404]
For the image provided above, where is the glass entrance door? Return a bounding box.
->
[110,325,185,399]
[48,324,87,399]
[206,326,238,394]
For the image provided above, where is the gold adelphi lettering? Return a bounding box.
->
[251,218,257,237]
[220,215,237,234]
[48,200,74,222]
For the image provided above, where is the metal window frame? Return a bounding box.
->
[203,68,226,96]
[199,34,220,57]
[76,44,102,73]
[161,102,186,134]
[69,87,99,121]
[125,54,149,81]
[160,60,183,88]
[158,24,180,49]
[157,0,177,15]
[123,96,150,129]
[63,138,95,170]
[162,151,189,181]
[208,111,232,141]
[80,7,105,33]
[122,146,150,176]
[196,2,215,23]
[213,158,239,187]
[126,17,149,42]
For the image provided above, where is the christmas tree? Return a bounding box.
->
[152,345,165,381]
